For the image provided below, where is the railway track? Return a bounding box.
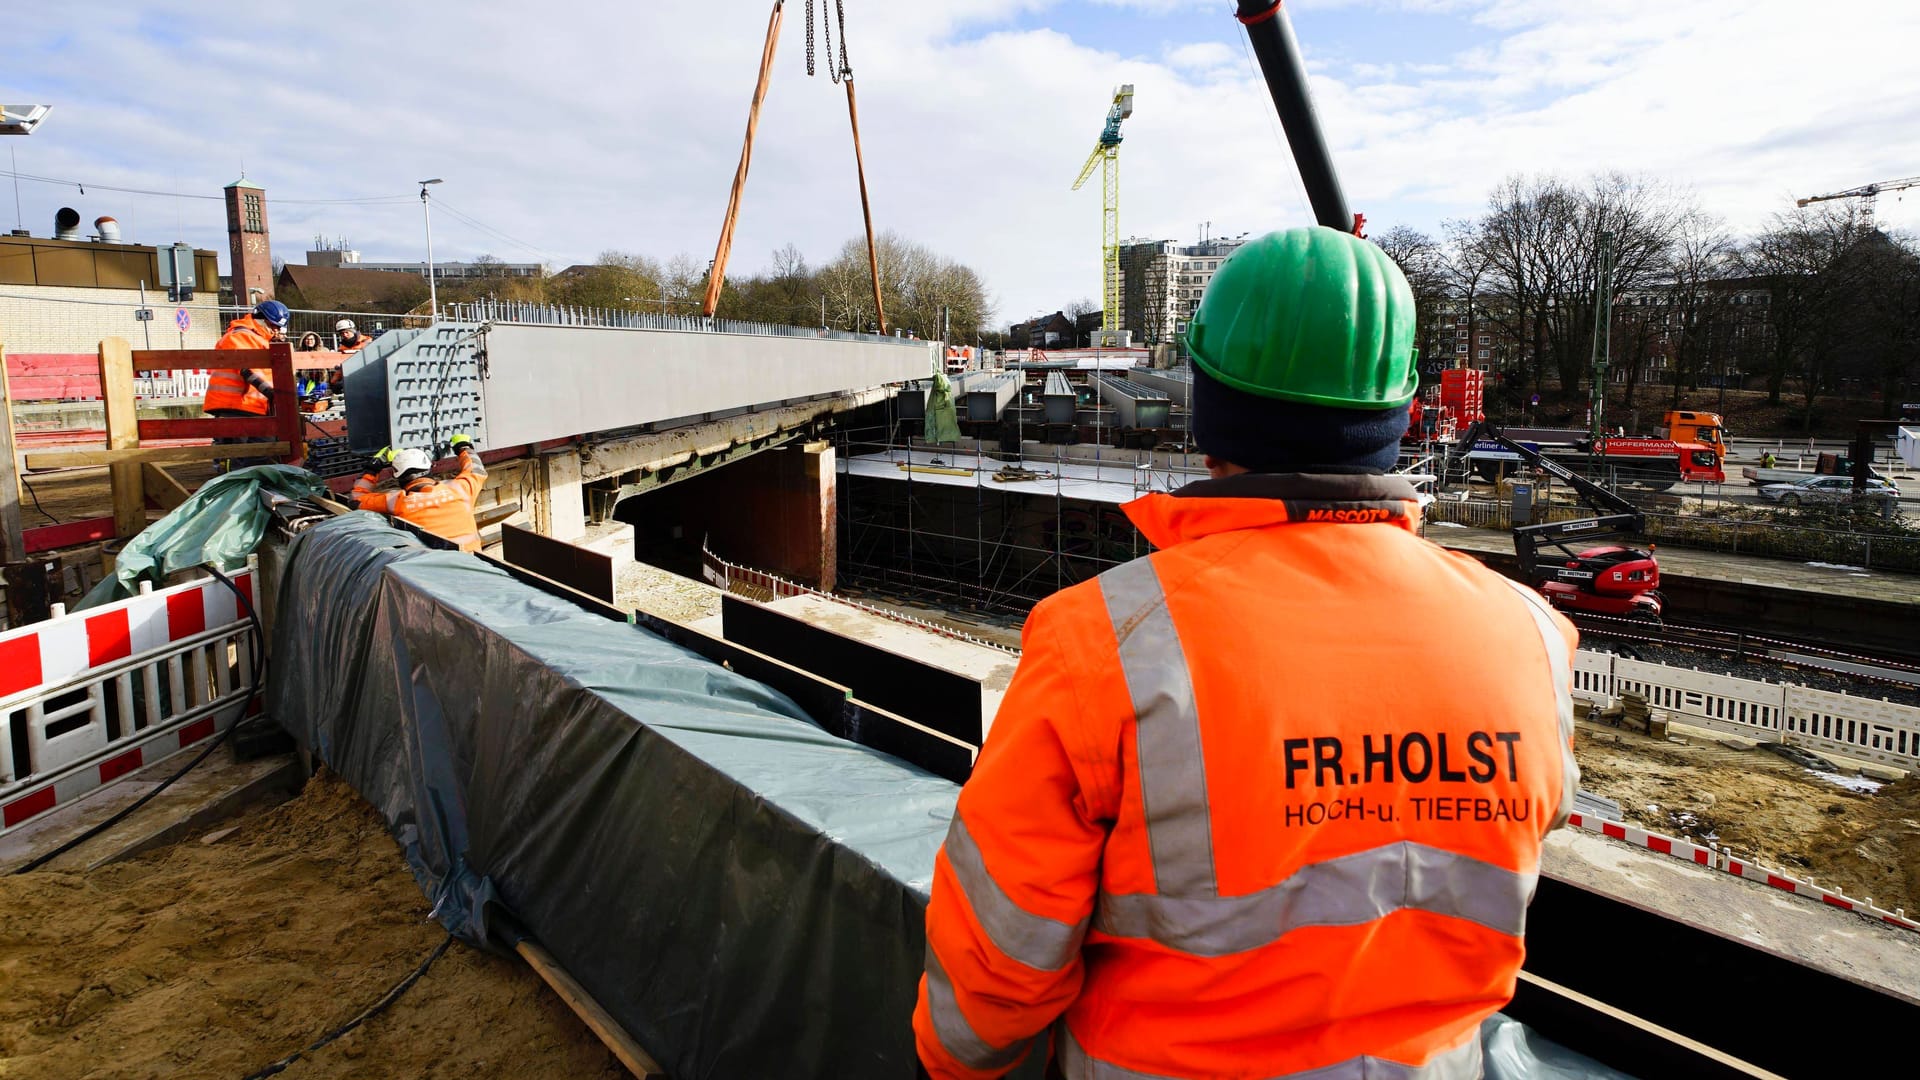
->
[1568,610,1920,688]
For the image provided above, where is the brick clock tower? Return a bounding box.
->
[224,177,275,306]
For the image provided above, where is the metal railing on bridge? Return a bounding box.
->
[443,299,926,346]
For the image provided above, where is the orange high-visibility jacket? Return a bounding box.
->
[914,472,1579,1080]
[205,315,276,415]
[352,447,489,552]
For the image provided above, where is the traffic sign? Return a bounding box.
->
[174,308,191,332]
[1530,393,1541,406]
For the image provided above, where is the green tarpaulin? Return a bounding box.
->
[924,371,960,443]
[76,464,325,609]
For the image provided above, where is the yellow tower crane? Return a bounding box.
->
[1070,84,1135,348]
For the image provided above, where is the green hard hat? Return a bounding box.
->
[1185,226,1419,410]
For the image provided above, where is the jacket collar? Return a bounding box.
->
[1124,471,1423,548]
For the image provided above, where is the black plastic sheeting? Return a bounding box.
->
[267,513,959,1079]
[267,513,1628,1080]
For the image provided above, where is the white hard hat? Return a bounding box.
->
[391,447,432,476]
[335,318,357,333]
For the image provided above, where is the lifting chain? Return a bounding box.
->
[804,0,852,83]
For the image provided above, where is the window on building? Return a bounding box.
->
[1477,349,1490,359]
[1477,335,1489,344]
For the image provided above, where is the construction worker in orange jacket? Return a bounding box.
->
[335,317,371,355]
[205,299,288,417]
[914,227,1580,1080]
[353,435,489,552]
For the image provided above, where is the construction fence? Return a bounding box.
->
[0,567,259,837]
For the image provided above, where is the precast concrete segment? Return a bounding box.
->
[1124,366,1193,408]
[480,323,936,448]
[583,391,885,477]
[1043,371,1077,424]
[961,373,1020,423]
[1092,376,1172,429]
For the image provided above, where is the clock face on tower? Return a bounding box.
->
[246,237,265,255]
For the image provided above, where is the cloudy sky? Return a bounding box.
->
[6,0,1918,323]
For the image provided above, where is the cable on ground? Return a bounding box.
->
[240,932,455,1079]
[10,564,264,875]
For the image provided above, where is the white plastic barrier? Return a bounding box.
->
[0,568,257,836]
[1572,650,1920,772]
[132,369,211,400]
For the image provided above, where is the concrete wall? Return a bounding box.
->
[481,324,935,447]
[0,287,221,351]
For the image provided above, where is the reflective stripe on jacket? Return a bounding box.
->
[352,448,489,552]
[205,316,275,415]
[913,471,1579,1080]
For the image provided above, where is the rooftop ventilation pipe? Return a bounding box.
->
[93,216,121,243]
[53,207,82,240]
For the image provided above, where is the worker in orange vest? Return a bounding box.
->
[205,299,290,470]
[353,435,489,552]
[914,227,1580,1080]
[335,318,371,355]
[205,299,288,416]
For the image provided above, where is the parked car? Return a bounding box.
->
[1758,474,1901,507]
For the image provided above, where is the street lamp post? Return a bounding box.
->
[418,178,443,323]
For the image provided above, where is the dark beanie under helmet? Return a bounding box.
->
[1190,363,1406,473]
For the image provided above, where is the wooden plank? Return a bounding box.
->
[514,939,667,1079]
[1512,970,1782,1079]
[475,500,522,528]
[126,348,253,371]
[24,515,114,552]
[27,442,292,469]
[0,334,25,561]
[98,337,145,539]
[138,417,278,440]
[141,462,194,511]
[3,352,96,377]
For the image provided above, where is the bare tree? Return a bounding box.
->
[1463,173,1685,401]
[1737,203,1873,424]
[1374,225,1451,366]
[1658,211,1740,408]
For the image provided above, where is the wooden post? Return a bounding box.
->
[0,334,25,561]
[268,340,303,464]
[141,462,193,511]
[99,336,146,539]
[514,939,666,1078]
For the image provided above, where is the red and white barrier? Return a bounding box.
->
[0,568,257,835]
[1566,812,1918,934]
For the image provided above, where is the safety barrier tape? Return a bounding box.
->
[1565,812,1917,934]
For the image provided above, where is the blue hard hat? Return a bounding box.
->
[254,300,291,329]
